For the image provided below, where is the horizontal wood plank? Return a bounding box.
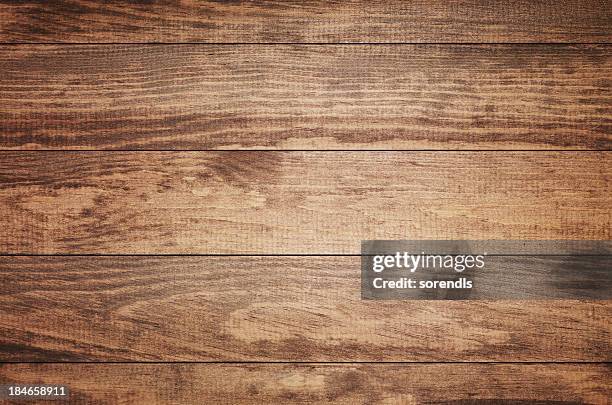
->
[0,152,609,254]
[1,1,610,43]
[0,363,609,404]
[0,256,610,361]
[1,45,610,150]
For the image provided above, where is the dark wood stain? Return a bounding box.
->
[0,45,610,150]
[0,1,610,43]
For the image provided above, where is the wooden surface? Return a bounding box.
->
[1,364,610,404]
[0,256,610,362]
[1,45,610,150]
[1,1,610,43]
[1,1,611,403]
[0,152,609,254]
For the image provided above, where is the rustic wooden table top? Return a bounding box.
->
[0,1,610,404]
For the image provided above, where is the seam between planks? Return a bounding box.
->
[1,254,610,257]
[1,361,610,365]
[0,42,610,46]
[1,150,610,153]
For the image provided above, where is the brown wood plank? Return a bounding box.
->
[0,152,609,254]
[1,45,610,150]
[0,363,609,403]
[0,256,610,361]
[1,1,610,43]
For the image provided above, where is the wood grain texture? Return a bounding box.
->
[1,1,611,43]
[1,363,610,404]
[0,256,610,361]
[0,152,609,254]
[1,45,610,150]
